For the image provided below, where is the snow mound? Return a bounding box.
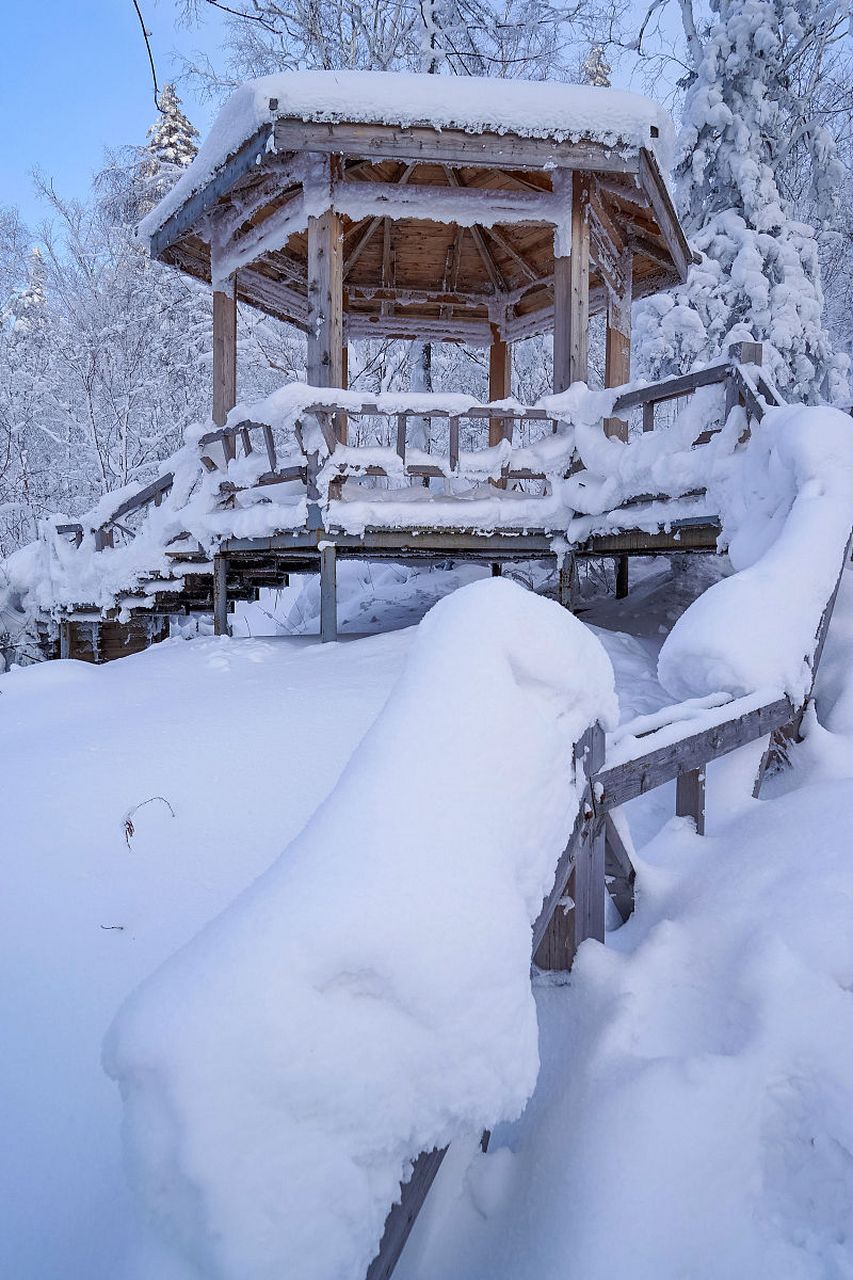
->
[104,578,617,1280]
[141,69,673,241]
[658,404,853,702]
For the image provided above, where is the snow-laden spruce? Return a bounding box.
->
[659,403,853,703]
[636,0,847,404]
[103,578,617,1280]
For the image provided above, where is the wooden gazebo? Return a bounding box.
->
[143,70,691,434]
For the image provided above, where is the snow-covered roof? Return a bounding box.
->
[140,69,675,242]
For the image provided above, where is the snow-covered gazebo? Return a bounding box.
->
[142,70,690,433]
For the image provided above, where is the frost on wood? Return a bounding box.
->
[103,578,617,1280]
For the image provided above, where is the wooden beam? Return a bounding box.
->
[553,172,590,392]
[637,148,691,281]
[150,126,273,258]
[275,119,637,174]
[306,205,343,389]
[212,277,237,427]
[482,224,538,283]
[441,168,506,292]
[343,163,416,281]
[596,696,794,811]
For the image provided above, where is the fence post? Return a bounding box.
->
[213,553,229,637]
[676,766,706,835]
[319,543,337,643]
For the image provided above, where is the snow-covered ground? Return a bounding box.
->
[4,561,853,1278]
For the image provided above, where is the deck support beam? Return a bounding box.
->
[212,277,237,428]
[553,172,590,392]
[213,553,229,636]
[320,543,337,643]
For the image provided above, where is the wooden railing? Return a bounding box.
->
[52,344,781,558]
[368,506,847,1280]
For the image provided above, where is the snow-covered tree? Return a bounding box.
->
[581,43,611,86]
[146,83,199,171]
[635,0,849,403]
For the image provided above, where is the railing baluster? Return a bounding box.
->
[396,414,406,463]
[449,416,459,472]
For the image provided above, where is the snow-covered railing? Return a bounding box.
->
[196,400,564,492]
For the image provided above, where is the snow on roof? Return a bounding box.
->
[140,69,675,242]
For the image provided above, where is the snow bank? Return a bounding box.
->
[140,69,674,240]
[104,579,616,1280]
[659,404,853,702]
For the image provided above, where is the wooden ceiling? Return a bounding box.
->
[156,123,690,346]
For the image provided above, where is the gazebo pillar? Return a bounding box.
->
[488,332,512,446]
[212,276,237,427]
[604,249,633,441]
[306,208,344,392]
[552,172,590,393]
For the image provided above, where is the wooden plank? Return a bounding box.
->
[675,766,706,835]
[615,555,629,599]
[336,173,560,233]
[213,279,237,428]
[396,415,407,462]
[596,697,794,811]
[642,402,655,432]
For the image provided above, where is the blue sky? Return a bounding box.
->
[1,0,225,229]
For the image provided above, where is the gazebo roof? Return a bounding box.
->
[142,70,690,346]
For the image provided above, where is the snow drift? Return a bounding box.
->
[659,403,853,702]
[104,579,617,1280]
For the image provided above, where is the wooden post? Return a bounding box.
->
[676,766,706,835]
[319,543,337,643]
[212,278,237,428]
[307,207,343,392]
[59,619,70,660]
[534,723,606,970]
[553,172,590,393]
[603,249,632,441]
[488,333,511,446]
[558,555,576,611]
[213,553,229,636]
[615,554,629,599]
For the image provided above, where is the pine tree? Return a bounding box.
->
[145,83,199,173]
[636,0,848,404]
[581,45,611,87]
